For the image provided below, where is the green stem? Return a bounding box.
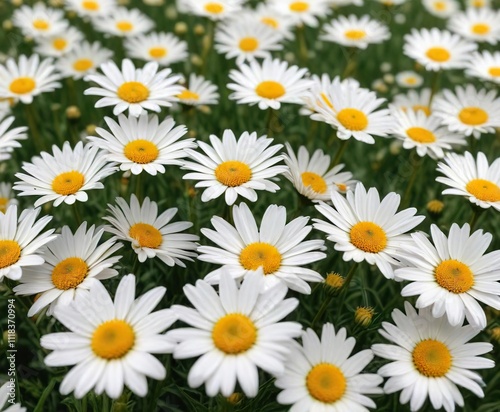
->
[469,207,483,231]
[201,20,215,75]
[428,70,441,106]
[401,152,423,208]
[24,104,44,152]
[66,77,78,106]
[335,262,360,321]
[265,107,276,137]
[72,203,83,227]
[331,139,349,167]
[342,48,357,79]
[135,173,143,202]
[297,24,308,66]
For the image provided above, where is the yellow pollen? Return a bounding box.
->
[149,47,167,58]
[177,89,200,101]
[426,47,451,63]
[204,2,224,14]
[9,77,36,95]
[320,92,334,109]
[488,67,500,77]
[413,105,431,116]
[405,77,417,85]
[472,0,484,5]
[0,240,21,269]
[350,222,387,253]
[124,139,159,164]
[306,363,346,404]
[53,38,67,51]
[117,81,149,103]
[82,1,100,11]
[255,81,286,99]
[325,273,344,290]
[344,29,366,40]
[434,1,446,11]
[51,257,89,290]
[458,107,488,126]
[261,17,278,29]
[435,259,474,294]
[354,306,375,327]
[129,223,163,249]
[52,171,85,196]
[239,37,259,52]
[116,21,133,32]
[466,178,500,202]
[289,1,310,12]
[72,58,94,72]
[412,339,452,377]
[91,320,135,359]
[239,242,282,275]
[215,161,252,187]
[471,23,490,35]
[33,19,49,30]
[337,108,368,131]
[406,127,436,143]
[301,172,327,194]
[336,183,347,192]
[427,199,444,214]
[0,198,8,213]
[212,313,257,354]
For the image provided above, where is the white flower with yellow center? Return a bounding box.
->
[103,194,198,266]
[0,382,25,412]
[65,0,117,19]
[12,3,68,38]
[269,0,331,28]
[395,71,424,89]
[376,0,408,5]
[40,274,177,399]
[314,183,425,279]
[228,58,312,110]
[0,115,27,162]
[182,129,287,205]
[0,183,17,214]
[14,222,122,317]
[432,85,500,138]
[14,141,116,208]
[124,32,188,66]
[92,7,154,37]
[436,151,500,211]
[422,0,459,18]
[467,0,491,7]
[390,108,466,159]
[276,323,383,411]
[84,59,183,117]
[34,27,84,58]
[372,302,494,412]
[0,55,61,105]
[57,42,113,80]
[283,143,357,201]
[0,205,56,282]
[448,7,500,44]
[167,271,302,397]
[250,3,295,40]
[181,0,245,21]
[465,51,500,85]
[321,15,390,49]
[404,28,477,72]
[392,88,434,117]
[198,202,326,294]
[177,74,219,106]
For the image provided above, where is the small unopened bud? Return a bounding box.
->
[191,54,203,67]
[324,272,344,292]
[174,22,188,35]
[165,5,177,18]
[3,20,13,31]
[427,199,444,216]
[66,105,81,120]
[198,105,211,114]
[85,124,97,136]
[227,393,243,405]
[188,130,197,139]
[187,187,197,198]
[194,24,205,36]
[383,74,394,84]
[489,327,500,344]
[354,306,375,327]
[11,0,23,7]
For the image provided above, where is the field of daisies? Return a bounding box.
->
[1,0,500,411]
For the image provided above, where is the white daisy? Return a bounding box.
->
[0,183,17,214]
[103,194,198,266]
[448,7,500,44]
[0,382,25,412]
[313,183,425,279]
[0,115,28,162]
[372,302,495,412]
[124,32,188,66]
[166,271,302,397]
[65,0,117,19]
[84,59,183,117]
[467,0,491,7]
[465,50,500,84]
[177,74,219,106]
[181,0,245,21]
[376,0,408,4]
[395,71,424,89]
[14,141,116,208]
[40,274,177,399]
[250,3,295,40]
[34,27,84,57]
[57,41,113,80]
[14,222,122,317]
[0,205,56,282]
[92,7,154,37]
[228,58,312,110]
[392,89,433,116]
[198,202,326,294]
[182,129,287,206]
[269,0,331,28]
[276,323,383,411]
[422,0,459,18]
[12,3,68,38]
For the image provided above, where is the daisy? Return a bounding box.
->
[467,0,491,7]
[166,272,302,397]
[177,74,219,106]
[124,32,188,66]
[372,302,494,412]
[448,7,500,44]
[276,323,383,411]
[0,205,56,282]
[14,141,116,208]
[422,0,459,18]
[57,42,113,80]
[465,51,500,84]
[0,183,17,214]
[403,29,477,72]
[198,202,326,294]
[34,27,84,57]
[392,89,433,116]
[314,183,425,279]
[0,55,61,105]
[182,129,287,205]
[395,71,424,88]
[12,3,68,38]
[269,0,331,28]
[65,0,117,19]
[14,222,122,317]
[283,143,357,201]
[390,108,466,159]
[321,15,390,49]
[84,59,183,117]
[436,151,500,211]
[92,7,154,38]
[103,194,198,266]
[87,113,195,176]
[40,274,177,399]
[0,382,25,412]
[251,3,295,40]
[181,0,244,21]
[0,115,28,162]
[376,0,408,4]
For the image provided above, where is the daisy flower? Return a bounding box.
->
[57,41,113,80]
[251,3,295,40]
[0,115,28,162]
[376,0,408,4]
[467,0,491,7]
[14,222,122,317]
[465,51,500,84]
[395,71,424,88]
[84,59,183,117]
[14,141,116,208]
[88,113,195,175]
[0,382,25,412]
[0,205,56,282]
[12,3,68,38]
[321,15,390,49]
[124,32,188,66]
[182,129,287,205]
[432,85,500,138]
[198,202,326,294]
[392,89,433,116]
[283,143,357,201]
[177,74,219,106]
[65,0,117,19]
[40,274,177,399]
[0,55,61,105]
[314,183,425,279]
[268,0,331,28]
[181,0,245,21]
[372,302,494,412]
[103,194,198,267]
[403,29,477,72]
[166,272,302,397]
[276,323,383,411]
[436,151,500,211]
[34,27,84,57]
[422,0,459,18]
[228,58,311,110]
[92,7,154,38]
[448,7,500,44]
[0,183,17,214]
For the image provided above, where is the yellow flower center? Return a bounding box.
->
[406,127,436,143]
[124,140,159,164]
[51,257,89,290]
[458,107,488,126]
[0,240,21,269]
[9,77,36,95]
[306,363,346,404]
[413,104,431,116]
[405,76,417,85]
[129,223,163,249]
[239,242,282,275]
[466,178,500,202]
[91,320,135,359]
[289,1,309,12]
[472,0,484,5]
[255,81,286,99]
[52,38,67,51]
[214,160,252,187]
[33,19,50,30]
[435,259,474,294]
[82,0,100,10]
[320,92,334,109]
[336,183,347,192]
[488,67,500,77]
[433,1,446,11]
[204,2,224,14]
[301,172,327,194]
[337,108,368,131]
[344,29,366,40]
[349,222,387,253]
[412,339,452,377]
[116,21,134,32]
[72,58,94,72]
[426,47,451,63]
[261,17,278,29]
[0,198,8,213]
[52,171,85,196]
[239,37,259,52]
[177,89,200,101]
[149,47,167,58]
[212,313,257,354]
[117,81,150,103]
[471,23,490,35]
